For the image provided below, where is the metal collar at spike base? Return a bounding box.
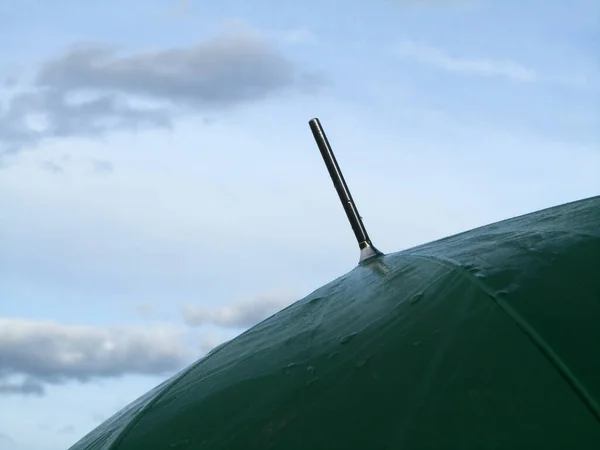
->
[359,242,383,263]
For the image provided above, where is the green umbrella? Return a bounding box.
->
[69,120,600,450]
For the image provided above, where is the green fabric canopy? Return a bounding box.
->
[69,196,600,450]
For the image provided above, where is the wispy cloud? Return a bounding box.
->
[0,21,325,156]
[181,293,297,328]
[394,40,536,82]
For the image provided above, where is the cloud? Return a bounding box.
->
[0,378,45,396]
[0,22,324,156]
[35,154,115,175]
[394,40,536,82]
[0,82,171,156]
[181,293,297,328]
[0,318,190,395]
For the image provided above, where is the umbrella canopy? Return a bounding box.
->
[69,195,600,450]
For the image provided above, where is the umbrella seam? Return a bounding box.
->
[408,252,600,426]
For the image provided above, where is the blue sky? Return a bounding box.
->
[0,0,598,449]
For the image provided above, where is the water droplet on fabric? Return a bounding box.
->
[410,293,424,305]
[283,363,298,374]
[341,332,357,344]
[328,351,340,360]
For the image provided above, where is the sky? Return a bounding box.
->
[0,0,598,448]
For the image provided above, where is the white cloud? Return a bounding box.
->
[394,40,536,82]
[0,318,190,394]
[0,21,325,156]
[181,292,297,328]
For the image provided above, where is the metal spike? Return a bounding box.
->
[308,118,383,263]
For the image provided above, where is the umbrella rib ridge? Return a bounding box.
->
[408,252,600,426]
